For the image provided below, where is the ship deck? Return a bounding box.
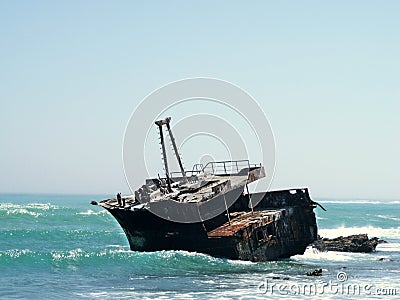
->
[207,210,281,237]
[98,196,136,209]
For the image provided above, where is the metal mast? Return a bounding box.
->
[155,119,172,192]
[165,117,188,182]
[155,117,187,190]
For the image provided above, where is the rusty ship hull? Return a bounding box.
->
[98,188,318,262]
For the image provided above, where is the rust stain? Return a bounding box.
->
[207,211,276,237]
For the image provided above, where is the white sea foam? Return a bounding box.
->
[376,243,400,252]
[0,249,32,258]
[106,244,126,248]
[25,203,56,210]
[292,246,359,261]
[376,214,400,222]
[6,208,41,217]
[157,250,212,259]
[228,259,254,265]
[319,226,400,239]
[76,209,107,216]
[52,248,85,260]
[107,248,131,254]
[0,203,57,210]
[0,203,59,218]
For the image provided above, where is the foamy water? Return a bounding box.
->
[319,226,400,240]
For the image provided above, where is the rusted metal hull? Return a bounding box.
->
[100,188,318,262]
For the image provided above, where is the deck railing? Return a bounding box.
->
[201,160,250,175]
[170,160,254,178]
[170,160,263,178]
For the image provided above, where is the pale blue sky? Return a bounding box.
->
[0,1,399,199]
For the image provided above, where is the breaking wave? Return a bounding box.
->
[75,209,108,216]
[0,248,268,276]
[292,246,362,262]
[376,243,400,252]
[318,226,400,240]
[0,203,60,218]
[376,214,400,222]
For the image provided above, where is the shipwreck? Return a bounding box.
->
[93,117,319,261]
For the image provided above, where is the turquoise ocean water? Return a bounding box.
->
[1,194,399,299]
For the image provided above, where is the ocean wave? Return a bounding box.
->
[376,243,400,252]
[318,226,400,240]
[292,243,400,262]
[0,247,131,263]
[6,208,42,217]
[292,246,360,262]
[376,214,400,222]
[75,209,108,216]
[0,203,111,225]
[0,249,32,259]
[151,250,255,267]
[0,248,268,275]
[0,203,61,218]
[0,203,59,210]
[76,288,291,300]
